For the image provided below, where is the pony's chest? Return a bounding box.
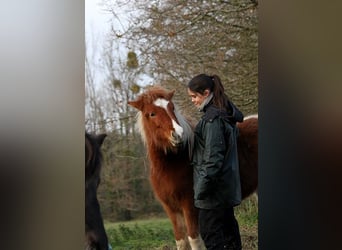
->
[150,163,192,192]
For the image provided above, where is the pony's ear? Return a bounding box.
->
[128,99,143,111]
[166,89,176,100]
[96,133,107,146]
[127,100,144,110]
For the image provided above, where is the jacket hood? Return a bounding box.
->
[203,100,244,124]
[227,100,244,123]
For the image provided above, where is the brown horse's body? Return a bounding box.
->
[148,144,199,242]
[237,115,258,199]
[128,86,258,250]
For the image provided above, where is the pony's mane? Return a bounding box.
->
[134,85,173,105]
[174,107,194,159]
[135,86,194,159]
[135,112,147,146]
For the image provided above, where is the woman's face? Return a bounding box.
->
[187,88,210,108]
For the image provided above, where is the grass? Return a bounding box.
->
[105,195,258,250]
[235,194,258,249]
[105,218,175,250]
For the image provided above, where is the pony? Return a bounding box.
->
[128,86,258,250]
[85,132,109,250]
[236,114,258,200]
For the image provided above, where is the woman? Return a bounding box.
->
[187,74,244,250]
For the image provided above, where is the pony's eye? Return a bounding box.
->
[150,112,156,117]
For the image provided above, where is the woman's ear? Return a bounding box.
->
[203,89,210,97]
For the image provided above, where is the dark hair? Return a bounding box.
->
[187,74,230,111]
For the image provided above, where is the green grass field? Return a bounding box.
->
[105,195,258,250]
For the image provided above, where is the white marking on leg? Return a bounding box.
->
[188,235,205,250]
[176,239,188,250]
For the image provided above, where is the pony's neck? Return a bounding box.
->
[147,144,189,163]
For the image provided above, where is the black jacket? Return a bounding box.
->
[192,101,243,209]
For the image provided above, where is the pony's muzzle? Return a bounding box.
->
[171,131,183,147]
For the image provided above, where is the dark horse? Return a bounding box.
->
[85,132,109,250]
[128,86,258,250]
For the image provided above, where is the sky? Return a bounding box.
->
[85,0,110,90]
[85,0,110,40]
[85,0,153,89]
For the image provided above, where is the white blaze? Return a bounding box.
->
[153,98,183,138]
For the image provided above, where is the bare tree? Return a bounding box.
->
[85,43,106,133]
[90,32,158,220]
[105,0,258,117]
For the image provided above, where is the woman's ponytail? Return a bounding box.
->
[211,75,230,111]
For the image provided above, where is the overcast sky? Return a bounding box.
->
[85,0,114,90]
[85,0,153,88]
[85,0,109,38]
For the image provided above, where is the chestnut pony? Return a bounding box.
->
[128,86,258,250]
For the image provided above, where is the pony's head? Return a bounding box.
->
[85,132,107,185]
[85,132,109,250]
[128,86,193,155]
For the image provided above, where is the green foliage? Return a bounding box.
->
[236,194,258,227]
[127,51,139,69]
[112,79,122,88]
[97,131,165,222]
[130,83,141,94]
[236,195,258,249]
[105,218,175,249]
[105,199,258,250]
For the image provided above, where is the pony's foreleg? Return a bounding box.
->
[187,236,205,250]
[176,238,190,250]
[183,203,206,250]
[162,205,190,250]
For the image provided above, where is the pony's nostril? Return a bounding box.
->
[171,131,182,145]
[172,131,181,140]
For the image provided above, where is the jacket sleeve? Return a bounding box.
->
[196,118,227,199]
